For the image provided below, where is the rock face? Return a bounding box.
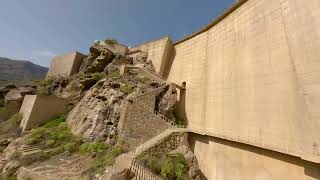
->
[157,86,178,122]
[80,43,129,74]
[66,71,157,143]
[67,78,125,142]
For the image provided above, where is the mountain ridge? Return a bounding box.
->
[0,57,48,87]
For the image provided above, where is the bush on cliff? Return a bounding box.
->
[120,84,134,94]
[82,138,129,178]
[0,113,22,135]
[138,153,189,180]
[0,97,4,107]
[25,115,128,178]
[25,115,80,151]
[105,38,119,45]
[92,72,104,82]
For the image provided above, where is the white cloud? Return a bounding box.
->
[31,49,57,67]
[32,49,56,58]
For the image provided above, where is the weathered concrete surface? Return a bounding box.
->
[46,52,86,78]
[131,37,173,77]
[19,95,68,131]
[189,133,320,180]
[163,0,320,163]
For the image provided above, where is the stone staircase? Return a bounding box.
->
[18,144,43,156]
[135,128,189,156]
[128,84,168,101]
[133,98,175,127]
[130,158,162,180]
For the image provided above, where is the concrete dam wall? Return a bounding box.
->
[133,0,320,178]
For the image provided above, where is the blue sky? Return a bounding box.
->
[0,0,234,67]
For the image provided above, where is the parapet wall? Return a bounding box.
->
[131,37,173,77]
[20,95,68,131]
[162,0,320,164]
[46,52,86,78]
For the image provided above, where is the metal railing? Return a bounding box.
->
[130,158,162,180]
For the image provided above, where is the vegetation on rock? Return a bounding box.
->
[0,107,5,113]
[24,115,128,178]
[92,72,104,81]
[105,38,119,45]
[0,113,22,135]
[138,153,189,180]
[25,115,79,151]
[120,84,134,94]
[0,97,4,107]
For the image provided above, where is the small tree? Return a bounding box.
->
[105,38,119,45]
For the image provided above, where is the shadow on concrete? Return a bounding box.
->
[188,133,320,179]
[162,48,176,81]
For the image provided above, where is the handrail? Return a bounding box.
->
[133,98,175,127]
[130,158,162,180]
[128,84,168,101]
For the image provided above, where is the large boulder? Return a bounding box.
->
[157,86,178,121]
[0,84,17,98]
[3,89,24,120]
[92,41,129,56]
[4,89,23,105]
[80,48,114,74]
[79,53,99,72]
[67,78,127,142]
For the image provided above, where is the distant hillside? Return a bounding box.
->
[0,57,48,87]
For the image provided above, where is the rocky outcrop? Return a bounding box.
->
[67,74,157,143]
[156,86,178,122]
[67,78,126,142]
[170,145,201,180]
[80,43,129,74]
[0,85,36,122]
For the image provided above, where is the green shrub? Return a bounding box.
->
[82,139,128,178]
[138,153,189,180]
[0,113,22,135]
[63,142,78,153]
[120,84,134,94]
[25,115,79,152]
[138,154,162,174]
[105,38,119,45]
[8,113,22,128]
[161,153,188,180]
[0,107,5,113]
[79,142,110,156]
[92,72,104,81]
[108,70,121,80]
[0,98,4,107]
[22,176,32,180]
[73,72,86,81]
[39,77,55,87]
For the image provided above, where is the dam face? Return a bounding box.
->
[132,0,320,178]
